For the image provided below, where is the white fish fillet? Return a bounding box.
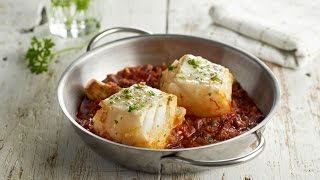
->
[92,84,186,149]
[160,54,233,117]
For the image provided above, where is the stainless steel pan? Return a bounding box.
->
[57,27,280,173]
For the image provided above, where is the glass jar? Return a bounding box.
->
[46,0,102,38]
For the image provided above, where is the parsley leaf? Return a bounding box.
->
[187,59,199,68]
[25,36,88,74]
[128,104,138,112]
[51,0,91,11]
[148,91,155,96]
[74,0,91,11]
[168,65,175,71]
[25,37,55,74]
[210,73,223,83]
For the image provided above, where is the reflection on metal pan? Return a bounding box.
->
[57,27,280,173]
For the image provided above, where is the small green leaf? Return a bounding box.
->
[74,0,91,11]
[210,73,223,83]
[128,104,138,112]
[168,65,175,71]
[187,59,199,68]
[123,89,130,94]
[148,91,155,96]
[25,37,55,74]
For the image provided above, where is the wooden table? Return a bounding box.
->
[0,0,319,179]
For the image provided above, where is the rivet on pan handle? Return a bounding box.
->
[161,132,265,167]
[87,27,152,51]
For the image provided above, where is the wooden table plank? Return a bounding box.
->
[166,0,320,179]
[1,0,320,179]
[101,0,167,33]
[0,0,45,32]
[0,0,167,179]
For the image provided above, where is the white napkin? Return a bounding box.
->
[208,0,320,68]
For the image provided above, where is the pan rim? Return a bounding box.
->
[57,34,281,152]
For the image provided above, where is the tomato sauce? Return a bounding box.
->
[76,64,264,149]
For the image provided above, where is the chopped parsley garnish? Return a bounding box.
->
[128,103,145,112]
[187,59,199,68]
[123,89,130,94]
[148,91,155,96]
[210,73,223,83]
[168,65,175,71]
[122,89,133,99]
[208,93,212,96]
[128,105,138,112]
[125,94,132,99]
[114,120,118,124]
[168,96,173,101]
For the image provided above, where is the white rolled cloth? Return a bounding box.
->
[209,0,320,68]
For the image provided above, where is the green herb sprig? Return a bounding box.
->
[25,36,86,74]
[51,0,91,11]
[25,37,55,74]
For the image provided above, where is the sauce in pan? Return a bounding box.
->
[76,64,264,149]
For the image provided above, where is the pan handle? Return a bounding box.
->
[161,133,265,167]
[87,27,152,51]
